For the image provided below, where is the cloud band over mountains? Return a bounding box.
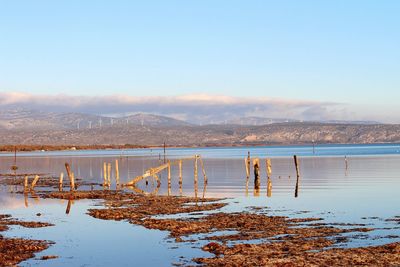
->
[0,92,353,124]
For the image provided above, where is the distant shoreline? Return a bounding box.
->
[0,142,399,153]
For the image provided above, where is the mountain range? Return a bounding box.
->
[0,108,381,130]
[0,108,396,146]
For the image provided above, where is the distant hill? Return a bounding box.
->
[0,121,399,146]
[0,109,191,130]
[226,116,381,126]
[113,113,191,127]
[0,108,395,147]
[321,120,381,125]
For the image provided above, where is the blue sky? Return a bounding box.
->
[0,1,399,122]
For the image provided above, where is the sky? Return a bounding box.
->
[0,1,399,122]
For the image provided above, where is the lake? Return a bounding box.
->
[0,143,399,266]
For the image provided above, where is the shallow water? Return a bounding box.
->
[0,144,399,266]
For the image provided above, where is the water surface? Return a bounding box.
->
[0,144,399,266]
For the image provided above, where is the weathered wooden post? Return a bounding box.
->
[107,163,112,186]
[65,163,75,191]
[294,155,300,178]
[266,159,272,179]
[294,155,300,198]
[59,172,64,191]
[178,160,183,195]
[115,159,120,187]
[103,162,107,187]
[194,156,198,185]
[71,172,75,191]
[267,177,272,197]
[245,152,251,178]
[31,175,40,190]
[202,182,207,200]
[24,175,29,192]
[179,160,183,185]
[167,160,171,196]
[199,156,208,184]
[163,141,166,163]
[244,158,250,178]
[253,158,260,190]
[194,155,198,199]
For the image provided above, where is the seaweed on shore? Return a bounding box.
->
[41,190,400,266]
[0,214,54,267]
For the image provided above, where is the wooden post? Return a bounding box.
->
[71,172,75,191]
[65,163,75,191]
[163,141,166,163]
[202,182,207,200]
[266,159,272,179]
[31,175,40,190]
[194,156,198,185]
[294,155,300,178]
[178,160,183,196]
[24,175,29,192]
[59,172,64,191]
[294,155,300,198]
[103,162,107,187]
[179,160,182,185]
[253,158,260,190]
[199,156,207,184]
[194,155,198,199]
[107,163,112,186]
[115,159,120,186]
[167,160,171,196]
[244,158,250,178]
[246,152,251,178]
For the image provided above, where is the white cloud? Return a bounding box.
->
[0,91,375,123]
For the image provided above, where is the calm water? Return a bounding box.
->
[0,144,399,266]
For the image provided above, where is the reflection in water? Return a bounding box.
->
[66,198,73,214]
[253,186,260,197]
[30,190,40,204]
[294,176,300,198]
[245,177,249,197]
[24,192,28,207]
[267,177,272,198]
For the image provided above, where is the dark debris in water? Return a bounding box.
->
[0,214,54,267]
